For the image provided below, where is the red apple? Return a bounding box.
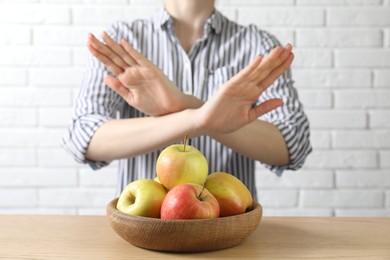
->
[160,183,220,220]
[156,143,208,190]
[205,172,253,217]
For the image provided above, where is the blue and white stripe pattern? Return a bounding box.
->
[62,8,312,199]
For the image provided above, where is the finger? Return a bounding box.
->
[247,45,284,82]
[251,98,283,120]
[104,75,131,99]
[274,44,293,69]
[227,55,263,85]
[101,31,137,66]
[233,55,263,82]
[257,52,294,92]
[87,41,124,76]
[121,39,152,67]
[88,33,128,70]
[250,44,293,83]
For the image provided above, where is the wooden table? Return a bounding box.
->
[0,215,389,259]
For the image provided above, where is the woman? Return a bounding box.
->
[62,0,312,199]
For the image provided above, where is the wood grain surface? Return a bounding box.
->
[0,215,389,259]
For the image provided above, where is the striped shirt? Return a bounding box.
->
[61,8,312,200]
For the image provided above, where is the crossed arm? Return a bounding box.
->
[85,32,292,166]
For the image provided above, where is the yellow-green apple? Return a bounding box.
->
[116,179,167,218]
[156,144,208,190]
[160,183,220,220]
[154,176,161,183]
[205,172,252,217]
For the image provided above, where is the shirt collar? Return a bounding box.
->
[152,8,223,35]
[205,9,223,34]
[152,8,172,29]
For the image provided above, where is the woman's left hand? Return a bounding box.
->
[194,44,294,135]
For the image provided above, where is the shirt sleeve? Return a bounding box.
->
[255,29,312,176]
[61,21,128,170]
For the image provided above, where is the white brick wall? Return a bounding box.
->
[0,0,389,217]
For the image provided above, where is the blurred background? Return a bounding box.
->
[0,0,389,216]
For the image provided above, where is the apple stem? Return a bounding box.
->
[183,132,188,152]
[197,182,206,200]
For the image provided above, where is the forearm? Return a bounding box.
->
[85,109,200,162]
[185,91,290,166]
[175,94,291,166]
[211,120,290,166]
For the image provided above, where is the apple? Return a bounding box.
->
[205,172,252,217]
[156,142,208,190]
[154,176,161,183]
[160,183,220,220]
[116,179,167,218]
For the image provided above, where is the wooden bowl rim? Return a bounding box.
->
[107,197,262,223]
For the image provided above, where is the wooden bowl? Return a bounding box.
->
[106,198,262,252]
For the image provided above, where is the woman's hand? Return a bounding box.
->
[87,32,197,116]
[194,44,294,135]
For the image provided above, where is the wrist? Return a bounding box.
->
[182,94,204,110]
[183,108,207,138]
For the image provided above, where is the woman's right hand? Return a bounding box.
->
[87,33,201,116]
